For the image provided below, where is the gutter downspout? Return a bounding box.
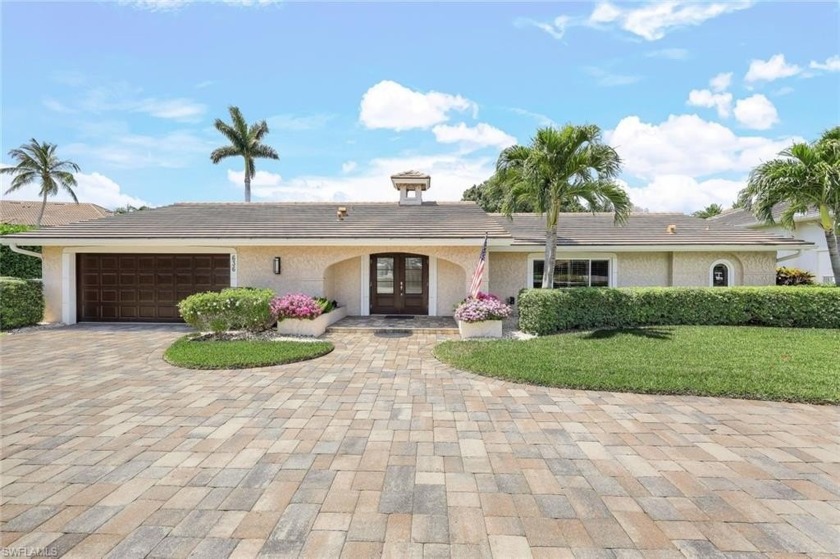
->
[9,243,43,260]
[776,250,802,264]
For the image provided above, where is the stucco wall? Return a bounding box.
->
[41,247,62,323]
[325,257,361,314]
[671,251,775,286]
[437,259,466,316]
[489,252,527,301]
[616,252,671,287]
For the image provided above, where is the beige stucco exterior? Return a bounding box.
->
[37,244,777,324]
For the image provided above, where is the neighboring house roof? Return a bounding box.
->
[497,213,811,248]
[0,200,112,226]
[710,202,821,228]
[1,202,511,242]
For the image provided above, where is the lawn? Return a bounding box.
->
[434,326,840,404]
[165,336,334,369]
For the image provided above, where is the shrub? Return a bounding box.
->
[271,293,323,320]
[518,286,840,335]
[776,267,815,286]
[0,277,44,330]
[0,224,41,279]
[454,292,513,323]
[315,297,337,314]
[178,287,275,333]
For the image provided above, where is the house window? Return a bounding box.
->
[711,263,730,287]
[532,259,611,288]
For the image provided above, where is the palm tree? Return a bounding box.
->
[1,139,80,228]
[211,106,279,202]
[692,203,723,219]
[738,127,840,285]
[495,125,631,288]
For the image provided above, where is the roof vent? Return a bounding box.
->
[337,207,348,221]
[391,171,430,206]
[666,224,677,234]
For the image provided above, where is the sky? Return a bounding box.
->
[1,0,838,213]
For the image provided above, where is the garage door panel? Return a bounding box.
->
[77,253,230,322]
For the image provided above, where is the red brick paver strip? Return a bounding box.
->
[1,324,839,558]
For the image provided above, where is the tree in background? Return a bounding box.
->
[113,204,150,214]
[692,203,723,219]
[738,127,840,285]
[1,139,80,228]
[494,125,631,288]
[211,106,279,203]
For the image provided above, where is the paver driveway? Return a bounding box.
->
[1,325,839,559]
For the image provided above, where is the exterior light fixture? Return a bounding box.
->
[273,257,281,275]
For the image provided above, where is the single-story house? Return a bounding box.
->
[711,203,835,284]
[0,172,812,324]
[1,200,112,227]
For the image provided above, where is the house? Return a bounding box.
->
[0,172,812,324]
[711,204,835,284]
[0,200,112,227]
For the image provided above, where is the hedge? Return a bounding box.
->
[0,224,41,279]
[0,277,44,330]
[178,287,275,333]
[517,287,840,335]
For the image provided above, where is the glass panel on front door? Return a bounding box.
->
[404,257,423,294]
[376,258,395,294]
[370,253,428,315]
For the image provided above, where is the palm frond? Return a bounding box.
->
[210,145,241,164]
[250,144,279,160]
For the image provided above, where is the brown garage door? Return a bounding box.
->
[77,253,231,322]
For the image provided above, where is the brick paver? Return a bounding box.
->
[1,324,839,558]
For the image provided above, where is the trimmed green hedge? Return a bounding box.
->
[518,287,840,335]
[178,287,275,333]
[0,277,44,330]
[0,224,42,279]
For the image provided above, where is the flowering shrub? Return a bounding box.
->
[178,288,275,333]
[454,292,513,323]
[271,293,323,320]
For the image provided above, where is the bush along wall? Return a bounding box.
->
[0,224,42,279]
[517,286,840,335]
[0,277,44,330]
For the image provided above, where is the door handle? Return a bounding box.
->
[400,281,404,295]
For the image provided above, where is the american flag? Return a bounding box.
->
[468,233,488,298]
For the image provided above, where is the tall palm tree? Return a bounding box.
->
[738,127,840,285]
[692,203,723,219]
[211,106,279,202]
[495,125,631,288]
[1,139,80,228]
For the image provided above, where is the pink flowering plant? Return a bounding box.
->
[270,293,323,321]
[454,292,512,323]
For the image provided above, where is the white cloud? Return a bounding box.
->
[64,131,215,169]
[645,48,689,60]
[1,169,149,210]
[516,16,570,40]
[589,2,622,24]
[709,72,732,92]
[268,113,335,131]
[584,67,642,87]
[606,114,798,180]
[431,123,516,152]
[733,94,779,130]
[359,81,476,131]
[228,154,494,204]
[626,175,744,213]
[41,98,76,114]
[121,0,281,11]
[745,54,801,83]
[341,161,357,174]
[226,169,282,188]
[133,98,206,121]
[509,108,555,127]
[809,55,840,72]
[687,89,733,117]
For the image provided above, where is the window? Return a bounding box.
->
[711,262,730,287]
[532,259,611,288]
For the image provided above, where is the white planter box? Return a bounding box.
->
[458,319,503,339]
[277,306,347,337]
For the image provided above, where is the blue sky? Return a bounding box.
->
[2,0,838,212]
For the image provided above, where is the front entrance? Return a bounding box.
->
[370,253,429,315]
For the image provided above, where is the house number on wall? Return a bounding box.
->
[230,254,237,272]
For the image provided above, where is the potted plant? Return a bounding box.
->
[272,293,346,337]
[454,292,512,339]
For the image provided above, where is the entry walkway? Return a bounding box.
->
[1,324,838,558]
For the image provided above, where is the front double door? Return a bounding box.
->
[370,253,429,315]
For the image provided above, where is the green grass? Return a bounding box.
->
[434,326,840,404]
[165,336,334,369]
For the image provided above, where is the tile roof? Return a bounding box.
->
[0,200,112,227]
[710,203,822,227]
[496,212,811,247]
[3,202,510,240]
